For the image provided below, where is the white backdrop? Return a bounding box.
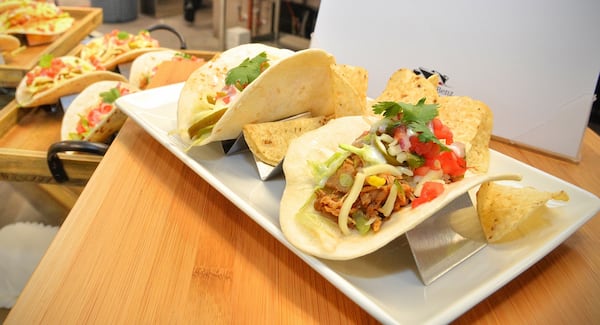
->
[310,0,600,160]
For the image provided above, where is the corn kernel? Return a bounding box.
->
[366,175,386,187]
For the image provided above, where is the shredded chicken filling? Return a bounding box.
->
[314,154,413,233]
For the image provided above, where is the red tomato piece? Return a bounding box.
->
[409,136,440,159]
[432,118,454,145]
[412,181,445,208]
[438,151,467,177]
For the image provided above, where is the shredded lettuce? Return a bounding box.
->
[308,151,351,188]
[339,143,387,166]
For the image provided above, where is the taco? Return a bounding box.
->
[129,50,206,90]
[0,1,73,35]
[16,55,127,108]
[61,81,138,143]
[178,44,366,147]
[279,101,521,260]
[79,29,162,71]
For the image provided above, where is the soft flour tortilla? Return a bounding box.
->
[177,43,294,144]
[279,116,521,260]
[15,56,127,108]
[61,81,138,142]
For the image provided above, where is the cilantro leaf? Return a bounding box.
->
[117,31,130,40]
[372,101,401,118]
[99,87,121,103]
[225,52,269,91]
[400,98,438,125]
[372,98,449,150]
[39,54,53,68]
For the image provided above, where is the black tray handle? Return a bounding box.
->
[146,23,188,50]
[47,141,108,183]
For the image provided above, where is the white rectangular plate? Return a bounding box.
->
[117,83,600,324]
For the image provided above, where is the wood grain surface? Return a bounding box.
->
[5,121,600,324]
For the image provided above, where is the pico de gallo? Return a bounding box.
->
[310,98,467,235]
[79,29,160,67]
[69,83,132,140]
[25,54,104,95]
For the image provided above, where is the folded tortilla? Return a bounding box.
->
[78,30,162,71]
[61,81,138,143]
[279,116,521,260]
[177,44,366,148]
[15,56,127,108]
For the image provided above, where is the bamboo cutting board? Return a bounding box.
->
[5,118,600,323]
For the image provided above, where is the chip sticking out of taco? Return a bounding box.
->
[375,68,493,173]
[129,50,206,90]
[279,101,521,260]
[177,44,366,147]
[79,29,162,71]
[61,81,138,143]
[243,116,329,166]
[15,54,127,108]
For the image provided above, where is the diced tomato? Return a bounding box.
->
[76,122,86,135]
[413,165,430,177]
[87,109,103,127]
[409,136,440,159]
[438,151,467,177]
[98,103,113,114]
[412,181,445,208]
[432,118,454,145]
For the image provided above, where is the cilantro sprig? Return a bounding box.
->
[372,98,448,149]
[225,52,269,91]
[99,87,121,103]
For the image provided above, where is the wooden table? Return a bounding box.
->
[5,121,600,324]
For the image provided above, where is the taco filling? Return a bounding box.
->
[79,29,160,68]
[306,98,467,235]
[186,51,272,144]
[69,83,131,140]
[24,54,103,96]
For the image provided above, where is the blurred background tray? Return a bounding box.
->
[0,7,102,88]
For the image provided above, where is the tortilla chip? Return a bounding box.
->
[331,64,368,117]
[437,96,493,173]
[476,181,569,242]
[375,68,439,105]
[243,116,328,166]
